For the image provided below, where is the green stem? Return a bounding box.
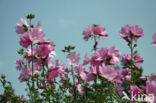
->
[29,17,35,102]
[71,65,76,101]
[42,62,51,102]
[130,42,133,59]
[93,36,98,102]
[93,36,97,51]
[28,18,34,89]
[31,44,34,89]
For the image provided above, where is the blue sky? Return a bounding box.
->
[0,0,156,96]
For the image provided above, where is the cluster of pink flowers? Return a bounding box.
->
[14,16,156,103]
[19,22,45,48]
[128,74,156,102]
[15,18,56,82]
[66,46,132,85]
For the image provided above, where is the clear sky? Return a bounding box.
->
[0,0,156,96]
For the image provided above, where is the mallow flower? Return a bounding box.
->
[130,85,142,101]
[119,25,144,42]
[122,53,143,67]
[118,68,131,81]
[16,58,24,71]
[77,84,84,96]
[90,46,120,66]
[98,64,122,83]
[16,18,28,34]
[34,44,52,59]
[152,33,156,46]
[29,21,45,43]
[19,33,32,48]
[83,53,90,65]
[114,84,124,98]
[19,21,45,48]
[83,24,108,41]
[18,66,38,82]
[47,60,66,81]
[67,52,81,66]
[73,65,94,82]
[145,74,156,103]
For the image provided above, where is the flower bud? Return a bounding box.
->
[140,76,146,81]
[38,84,45,89]
[1,74,5,79]
[134,44,137,47]
[26,14,35,19]
[105,88,109,91]
[34,73,40,78]
[4,85,11,89]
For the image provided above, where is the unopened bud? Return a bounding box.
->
[1,74,5,79]
[26,14,35,19]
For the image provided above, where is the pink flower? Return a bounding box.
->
[19,21,46,48]
[143,86,147,94]
[45,58,54,68]
[19,33,32,48]
[18,67,30,82]
[18,95,24,103]
[83,53,90,65]
[25,48,35,63]
[122,53,143,67]
[146,74,156,102]
[83,24,108,41]
[38,40,56,51]
[16,58,24,71]
[90,66,98,75]
[38,84,45,89]
[120,68,131,81]
[130,85,142,100]
[33,62,42,71]
[73,65,86,78]
[98,64,122,83]
[34,44,51,59]
[119,25,144,42]
[18,64,39,82]
[92,24,108,38]
[83,25,92,41]
[73,65,94,82]
[0,94,3,97]
[26,42,55,63]
[91,46,120,66]
[29,21,45,43]
[85,73,95,82]
[140,76,146,81]
[152,33,156,46]
[48,69,59,80]
[105,88,109,91]
[47,60,66,80]
[114,84,124,98]
[77,84,84,96]
[15,18,28,34]
[67,52,81,66]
